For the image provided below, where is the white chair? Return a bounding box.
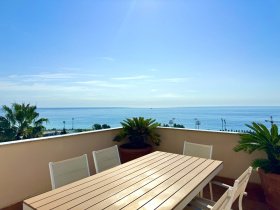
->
[187,167,253,210]
[183,141,213,159]
[92,145,121,173]
[187,186,237,210]
[49,154,90,189]
[183,141,214,200]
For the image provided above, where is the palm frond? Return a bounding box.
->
[234,122,280,174]
[1,103,48,141]
[113,117,160,146]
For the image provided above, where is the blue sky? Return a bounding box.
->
[0,0,279,107]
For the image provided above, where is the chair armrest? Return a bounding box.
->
[211,181,232,189]
[211,181,248,196]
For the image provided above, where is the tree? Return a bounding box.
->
[0,103,48,141]
[113,117,161,147]
[234,122,280,173]
[93,123,102,130]
[173,123,185,128]
[102,124,111,129]
[161,123,184,128]
[0,117,17,142]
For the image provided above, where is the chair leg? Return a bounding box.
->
[238,195,243,210]
[199,188,204,198]
[209,182,213,201]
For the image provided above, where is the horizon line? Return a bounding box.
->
[35,105,280,109]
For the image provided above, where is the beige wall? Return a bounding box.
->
[0,129,119,209]
[156,127,265,184]
[0,128,265,208]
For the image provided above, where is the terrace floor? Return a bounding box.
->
[3,177,268,210]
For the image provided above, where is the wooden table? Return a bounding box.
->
[23,151,223,210]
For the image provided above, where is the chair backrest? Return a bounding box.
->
[212,186,237,210]
[212,166,253,210]
[92,145,121,173]
[49,154,90,189]
[183,141,213,159]
[232,166,253,202]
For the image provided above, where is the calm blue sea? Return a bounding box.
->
[32,107,280,131]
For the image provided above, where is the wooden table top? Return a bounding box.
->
[23,151,223,210]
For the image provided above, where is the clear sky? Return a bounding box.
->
[0,0,279,107]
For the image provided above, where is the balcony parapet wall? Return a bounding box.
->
[0,127,265,209]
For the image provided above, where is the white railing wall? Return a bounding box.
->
[0,128,265,209]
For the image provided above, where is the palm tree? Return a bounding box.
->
[234,122,280,174]
[0,116,17,142]
[0,103,48,141]
[113,117,161,148]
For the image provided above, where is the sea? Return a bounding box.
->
[31,106,280,132]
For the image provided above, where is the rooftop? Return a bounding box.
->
[0,127,268,210]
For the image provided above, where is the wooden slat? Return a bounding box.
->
[100,157,205,210]
[156,161,223,210]
[75,156,198,210]
[31,152,175,209]
[141,161,219,209]
[24,151,163,205]
[173,163,223,210]
[38,153,181,209]
[57,154,189,210]
[122,159,214,210]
